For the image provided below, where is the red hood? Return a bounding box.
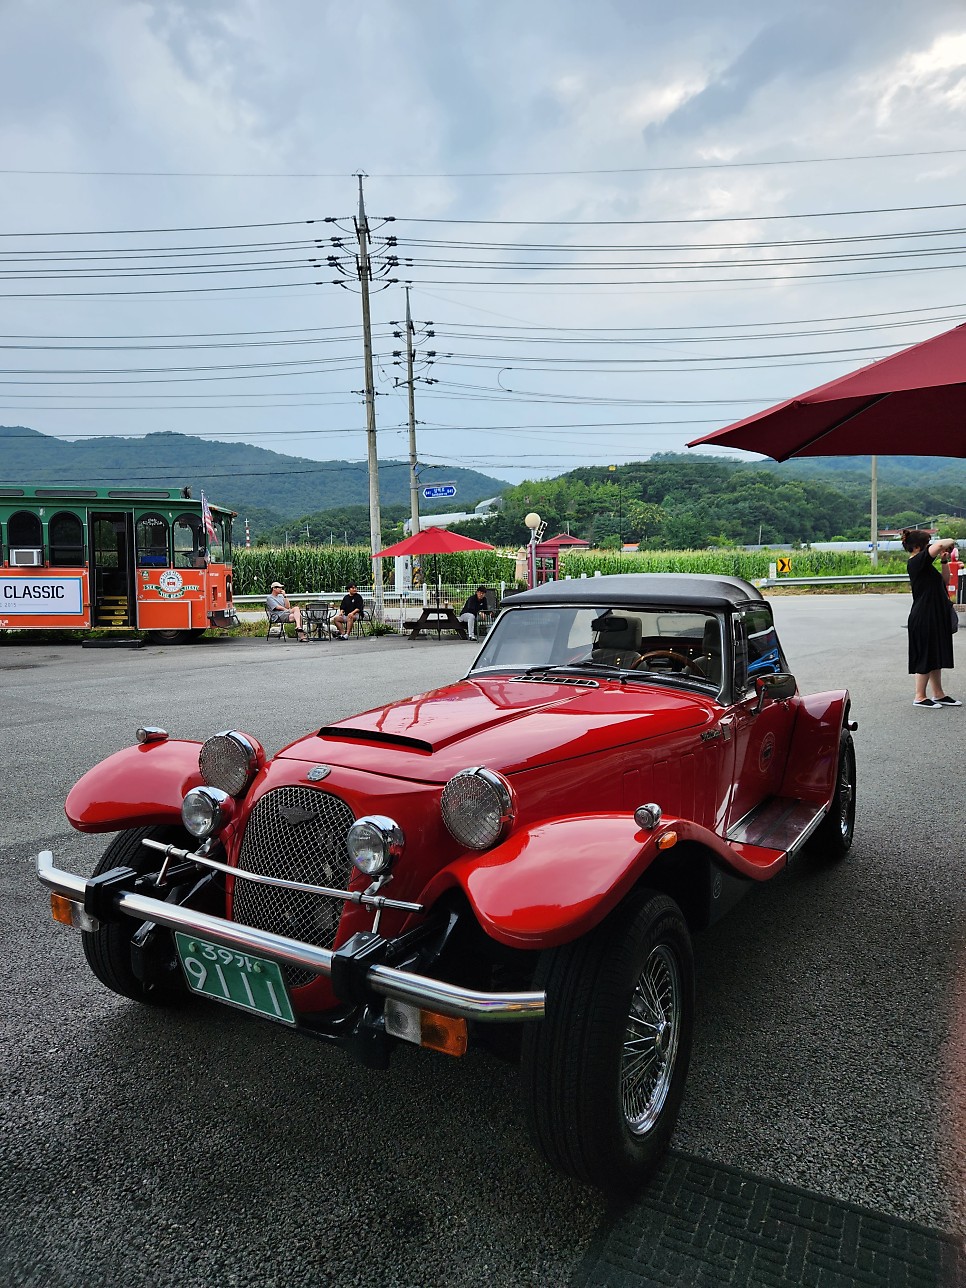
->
[277,676,716,784]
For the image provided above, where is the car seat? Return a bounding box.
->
[591,615,643,667]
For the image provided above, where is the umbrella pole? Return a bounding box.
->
[870,455,878,568]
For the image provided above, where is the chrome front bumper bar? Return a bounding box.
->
[37,851,545,1023]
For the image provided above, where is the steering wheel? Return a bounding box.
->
[630,649,702,675]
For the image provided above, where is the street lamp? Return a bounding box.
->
[525,511,541,589]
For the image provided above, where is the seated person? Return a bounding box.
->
[266,581,306,640]
[459,586,488,640]
[332,583,365,639]
[590,614,643,667]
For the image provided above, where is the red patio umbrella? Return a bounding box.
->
[688,321,966,460]
[374,527,495,606]
[374,527,495,558]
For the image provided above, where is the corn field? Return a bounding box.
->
[559,549,910,579]
[233,546,516,596]
[234,544,910,596]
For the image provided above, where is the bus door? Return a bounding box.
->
[90,512,135,628]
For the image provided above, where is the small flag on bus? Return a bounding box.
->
[201,491,216,542]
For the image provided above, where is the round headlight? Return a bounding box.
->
[440,767,514,851]
[346,815,404,876]
[181,786,232,838]
[199,731,258,797]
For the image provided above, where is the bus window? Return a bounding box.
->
[48,512,85,567]
[208,513,226,564]
[174,513,206,569]
[9,510,43,558]
[136,512,170,568]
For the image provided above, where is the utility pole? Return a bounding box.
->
[355,174,383,617]
[404,286,421,539]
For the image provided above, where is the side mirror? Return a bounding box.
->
[754,672,796,713]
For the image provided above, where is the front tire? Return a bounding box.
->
[82,825,190,1005]
[807,730,856,861]
[521,889,694,1191]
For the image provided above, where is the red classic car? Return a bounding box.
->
[39,574,856,1190]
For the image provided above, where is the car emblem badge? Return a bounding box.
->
[279,804,319,826]
[306,765,331,782]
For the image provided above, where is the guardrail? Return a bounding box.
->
[757,574,908,588]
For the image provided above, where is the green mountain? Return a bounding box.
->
[0,426,508,531]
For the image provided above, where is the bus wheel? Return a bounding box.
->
[150,629,196,644]
[82,825,191,1005]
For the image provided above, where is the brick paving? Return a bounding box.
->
[572,1152,966,1288]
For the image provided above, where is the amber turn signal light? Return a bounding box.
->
[419,1011,468,1058]
[656,830,679,850]
[50,893,76,926]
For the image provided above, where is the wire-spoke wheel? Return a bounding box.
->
[806,729,856,861]
[622,944,682,1136]
[521,889,694,1192]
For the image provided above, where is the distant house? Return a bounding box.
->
[404,497,502,535]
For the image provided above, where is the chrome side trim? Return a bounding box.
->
[37,851,544,1022]
[140,837,425,914]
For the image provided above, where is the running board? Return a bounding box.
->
[727,796,826,856]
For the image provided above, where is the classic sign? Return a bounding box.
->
[1,577,83,614]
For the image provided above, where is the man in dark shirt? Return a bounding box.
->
[332,583,365,639]
[459,586,489,640]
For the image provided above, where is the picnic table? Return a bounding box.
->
[405,606,469,640]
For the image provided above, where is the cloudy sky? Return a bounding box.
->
[2,0,966,487]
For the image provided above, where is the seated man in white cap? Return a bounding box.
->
[265,581,306,640]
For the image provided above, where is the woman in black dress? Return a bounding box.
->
[901,529,960,708]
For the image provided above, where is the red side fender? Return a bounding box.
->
[65,740,204,833]
[421,812,786,950]
[781,689,851,805]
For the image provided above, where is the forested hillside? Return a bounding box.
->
[0,426,506,533]
[444,454,966,549]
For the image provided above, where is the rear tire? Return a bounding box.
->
[82,825,190,1005]
[521,889,694,1192]
[806,730,856,861]
[150,629,197,644]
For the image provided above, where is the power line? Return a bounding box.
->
[3,145,966,178]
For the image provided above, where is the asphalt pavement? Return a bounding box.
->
[1,597,963,1287]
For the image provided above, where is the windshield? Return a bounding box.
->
[472,605,723,689]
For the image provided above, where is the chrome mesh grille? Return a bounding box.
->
[235,786,355,988]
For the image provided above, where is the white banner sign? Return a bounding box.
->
[0,576,84,615]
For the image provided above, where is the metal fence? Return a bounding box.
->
[236,582,510,630]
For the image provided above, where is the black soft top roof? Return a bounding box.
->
[502,573,764,611]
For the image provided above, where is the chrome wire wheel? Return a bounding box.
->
[835,748,855,838]
[622,943,682,1135]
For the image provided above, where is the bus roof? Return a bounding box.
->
[0,485,234,513]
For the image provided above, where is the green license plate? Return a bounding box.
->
[175,933,296,1026]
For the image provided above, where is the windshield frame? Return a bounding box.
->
[468,603,727,696]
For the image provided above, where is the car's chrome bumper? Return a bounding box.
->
[37,851,545,1022]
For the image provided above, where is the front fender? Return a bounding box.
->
[65,739,204,833]
[422,812,783,950]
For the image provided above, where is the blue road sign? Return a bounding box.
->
[422,484,457,500]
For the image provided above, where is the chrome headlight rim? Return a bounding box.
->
[346,814,405,876]
[440,766,515,852]
[181,785,233,839]
[199,730,258,797]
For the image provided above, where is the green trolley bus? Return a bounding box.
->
[0,485,239,642]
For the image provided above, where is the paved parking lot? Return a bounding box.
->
[1,597,963,1286]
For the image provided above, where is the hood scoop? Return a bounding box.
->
[513,673,599,688]
[317,727,433,755]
